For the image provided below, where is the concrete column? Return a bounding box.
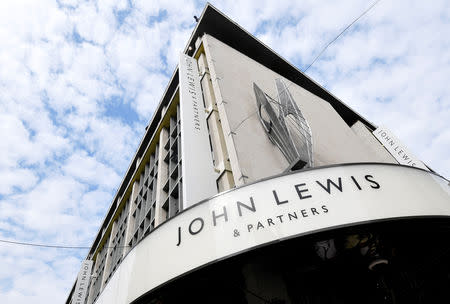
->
[86,254,102,304]
[100,222,116,289]
[155,129,169,226]
[198,51,235,192]
[202,34,245,187]
[123,181,139,251]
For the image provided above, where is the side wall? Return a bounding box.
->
[203,34,396,184]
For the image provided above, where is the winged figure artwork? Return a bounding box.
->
[253,79,313,170]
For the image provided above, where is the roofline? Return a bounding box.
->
[85,1,381,263]
[67,3,380,302]
[187,3,376,129]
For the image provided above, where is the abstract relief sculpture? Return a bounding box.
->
[253,79,313,170]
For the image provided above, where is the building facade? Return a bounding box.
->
[67,4,450,304]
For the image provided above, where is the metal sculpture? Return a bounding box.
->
[253,79,313,170]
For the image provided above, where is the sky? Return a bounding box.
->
[0,0,448,303]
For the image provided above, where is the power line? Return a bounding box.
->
[231,88,291,134]
[0,238,129,250]
[230,0,382,134]
[1,1,382,252]
[304,0,382,72]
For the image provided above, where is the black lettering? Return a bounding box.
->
[294,183,312,199]
[212,206,228,226]
[257,221,265,230]
[350,176,362,190]
[267,218,275,226]
[316,177,343,194]
[301,209,308,217]
[189,217,204,235]
[272,190,288,205]
[247,224,253,232]
[365,175,380,189]
[237,197,256,216]
[276,215,284,223]
[311,207,319,215]
[321,205,329,213]
[288,212,298,221]
[176,226,181,246]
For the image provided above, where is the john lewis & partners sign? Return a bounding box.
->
[95,164,450,304]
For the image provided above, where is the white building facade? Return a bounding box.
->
[67,4,450,304]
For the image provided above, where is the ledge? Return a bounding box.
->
[94,163,450,304]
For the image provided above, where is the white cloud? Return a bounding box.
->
[134,73,168,118]
[0,1,448,303]
[82,116,139,169]
[0,169,38,196]
[63,152,121,189]
[214,0,449,177]
[0,113,69,169]
[0,114,33,168]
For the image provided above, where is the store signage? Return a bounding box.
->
[71,260,93,304]
[175,173,380,246]
[95,164,450,304]
[178,53,217,208]
[372,126,429,170]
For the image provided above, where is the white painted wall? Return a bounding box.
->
[203,34,394,184]
[93,164,450,304]
[179,54,218,207]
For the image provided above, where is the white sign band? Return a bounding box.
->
[95,164,450,304]
[72,260,93,304]
[178,53,217,208]
[372,126,429,170]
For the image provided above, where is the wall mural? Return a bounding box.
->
[253,78,313,170]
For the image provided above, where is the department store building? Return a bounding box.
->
[67,4,450,304]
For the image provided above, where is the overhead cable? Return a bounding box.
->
[0,238,129,250]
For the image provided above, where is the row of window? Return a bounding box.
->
[86,105,183,304]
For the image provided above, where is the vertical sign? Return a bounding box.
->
[372,126,429,171]
[72,260,93,304]
[179,53,217,208]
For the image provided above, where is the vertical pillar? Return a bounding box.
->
[155,128,169,226]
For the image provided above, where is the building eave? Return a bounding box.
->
[67,3,381,302]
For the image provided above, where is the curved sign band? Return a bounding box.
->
[95,164,450,304]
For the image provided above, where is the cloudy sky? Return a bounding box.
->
[0,0,448,303]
